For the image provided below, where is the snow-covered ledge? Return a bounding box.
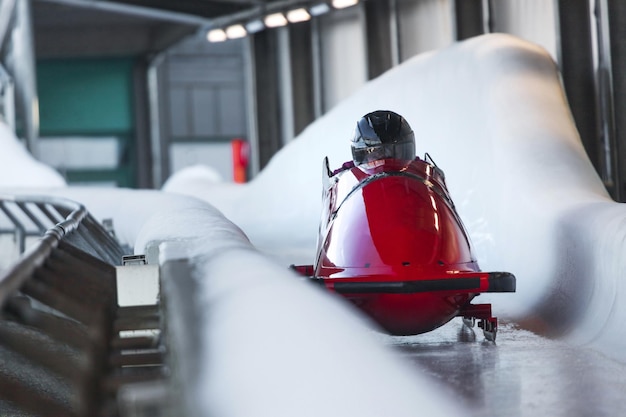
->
[132,202,465,417]
[0,187,465,416]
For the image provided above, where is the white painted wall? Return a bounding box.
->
[319,6,367,111]
[38,137,120,170]
[169,142,231,182]
[491,0,558,60]
[397,0,455,60]
[315,0,559,117]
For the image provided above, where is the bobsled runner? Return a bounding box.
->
[292,155,515,341]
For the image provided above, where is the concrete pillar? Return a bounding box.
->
[556,0,601,181]
[4,0,38,156]
[454,0,487,40]
[251,30,282,170]
[606,0,626,200]
[364,0,394,79]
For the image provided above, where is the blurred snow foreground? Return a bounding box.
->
[2,32,626,416]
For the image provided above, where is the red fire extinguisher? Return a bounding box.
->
[231,138,249,183]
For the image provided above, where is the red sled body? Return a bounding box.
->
[293,156,515,340]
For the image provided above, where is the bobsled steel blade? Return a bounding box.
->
[458,303,499,342]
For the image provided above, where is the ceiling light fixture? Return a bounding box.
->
[226,24,247,39]
[332,0,359,9]
[287,8,311,23]
[264,12,288,28]
[207,28,227,42]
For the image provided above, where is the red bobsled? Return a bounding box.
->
[293,155,515,341]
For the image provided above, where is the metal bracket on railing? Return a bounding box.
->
[122,254,147,266]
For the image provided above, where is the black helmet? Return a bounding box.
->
[351,110,415,165]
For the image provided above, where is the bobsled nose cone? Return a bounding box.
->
[361,182,441,267]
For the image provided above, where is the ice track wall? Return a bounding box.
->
[165,34,626,362]
[131,203,465,417]
[3,188,465,417]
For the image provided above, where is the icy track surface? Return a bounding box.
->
[386,320,626,417]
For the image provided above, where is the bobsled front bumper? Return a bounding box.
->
[313,271,516,295]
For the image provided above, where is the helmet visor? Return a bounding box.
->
[352,140,416,165]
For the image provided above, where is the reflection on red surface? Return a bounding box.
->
[294,157,515,339]
[318,159,474,278]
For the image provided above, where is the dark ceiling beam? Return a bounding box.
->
[34,23,196,58]
[34,0,214,25]
[118,0,263,16]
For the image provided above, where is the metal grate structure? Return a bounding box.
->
[0,195,166,417]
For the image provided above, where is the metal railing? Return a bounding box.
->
[0,196,86,304]
[0,195,164,417]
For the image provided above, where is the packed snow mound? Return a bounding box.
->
[0,121,66,187]
[162,164,223,189]
[164,33,626,360]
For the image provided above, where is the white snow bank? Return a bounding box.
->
[0,122,66,187]
[198,249,463,417]
[162,164,223,189]
[0,187,212,248]
[136,209,466,417]
[164,34,626,361]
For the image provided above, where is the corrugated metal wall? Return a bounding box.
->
[160,37,248,182]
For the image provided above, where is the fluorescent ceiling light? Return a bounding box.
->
[226,24,247,39]
[264,12,288,28]
[287,8,311,23]
[332,0,359,9]
[207,28,227,42]
[310,3,330,16]
[246,19,265,34]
